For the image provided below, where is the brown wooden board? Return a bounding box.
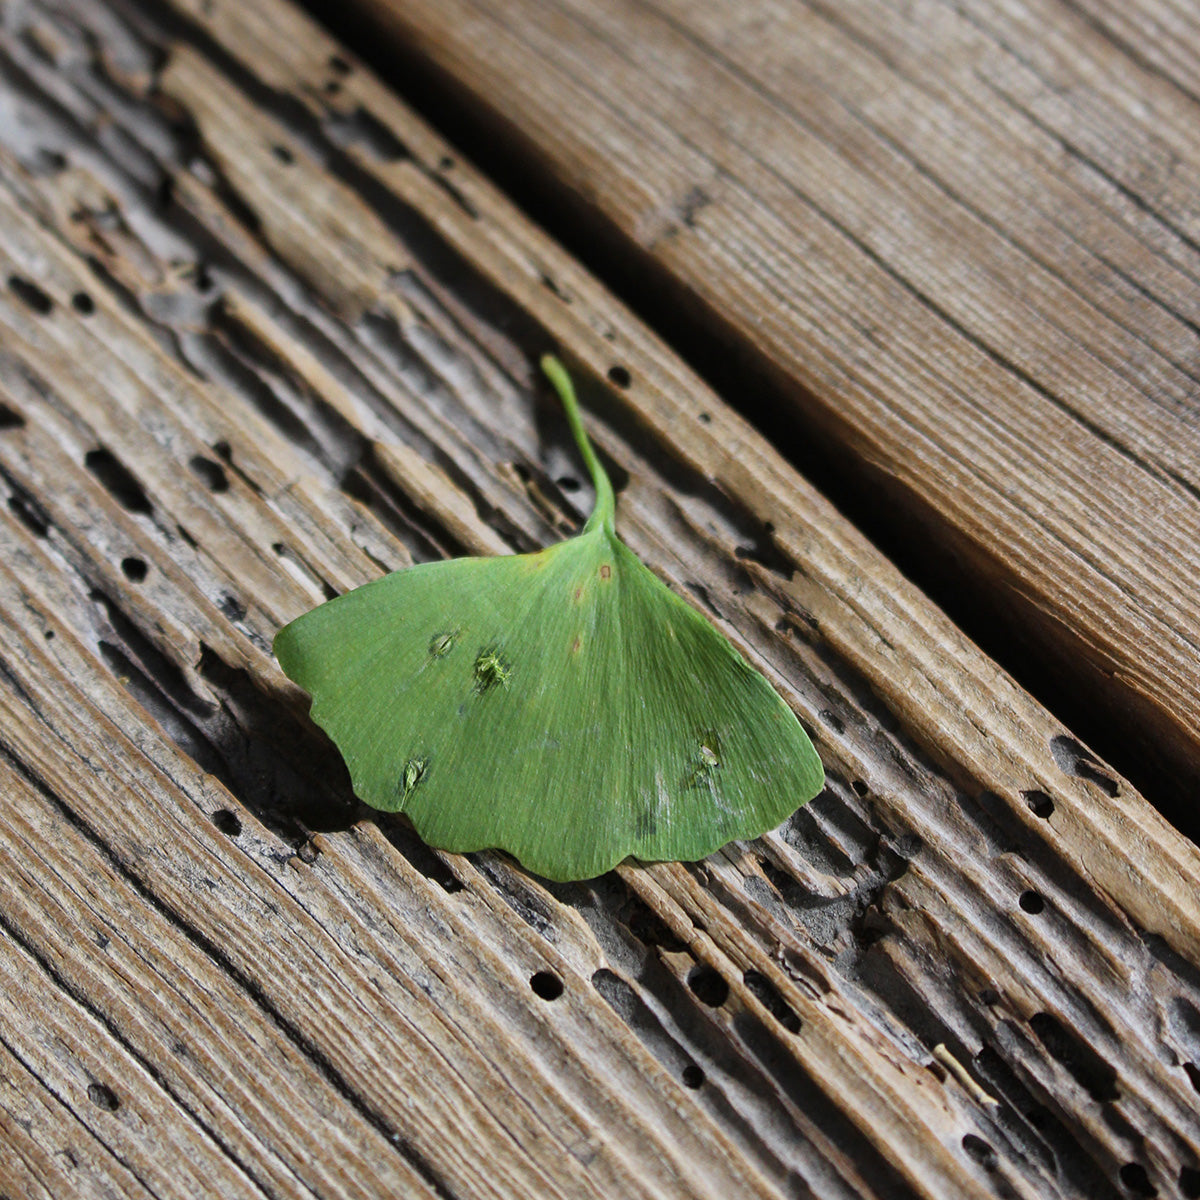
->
[0,0,1196,1197]
[327,0,1200,819]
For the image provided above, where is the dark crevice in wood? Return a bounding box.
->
[294,0,1200,845]
[970,1042,1124,1200]
[1027,1012,1120,1104]
[1,466,53,539]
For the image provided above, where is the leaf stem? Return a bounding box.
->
[540,354,616,533]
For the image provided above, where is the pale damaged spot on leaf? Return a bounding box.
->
[402,756,428,799]
[688,731,724,789]
[473,648,510,694]
[429,630,457,658]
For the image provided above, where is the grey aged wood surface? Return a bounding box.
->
[0,0,1196,1198]
[338,0,1200,817]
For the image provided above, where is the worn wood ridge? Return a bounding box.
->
[0,1,1196,1198]
[335,0,1200,812]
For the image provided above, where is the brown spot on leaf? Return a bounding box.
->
[573,586,583,602]
[571,636,581,653]
[600,564,611,580]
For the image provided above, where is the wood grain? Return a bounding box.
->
[0,0,1196,1197]
[333,0,1200,809]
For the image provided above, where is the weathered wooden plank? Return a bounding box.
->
[0,1,1196,1198]
[0,908,264,1200]
[0,753,441,1200]
[329,0,1200,809]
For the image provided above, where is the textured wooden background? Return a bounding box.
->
[0,0,1197,1198]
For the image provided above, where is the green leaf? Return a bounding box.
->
[274,356,824,880]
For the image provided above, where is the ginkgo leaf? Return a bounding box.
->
[274,355,824,880]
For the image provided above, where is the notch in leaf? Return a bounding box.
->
[274,355,824,880]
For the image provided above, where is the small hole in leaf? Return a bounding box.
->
[323,79,342,96]
[1023,789,1054,818]
[698,411,711,424]
[272,144,294,164]
[1019,890,1045,914]
[212,809,241,837]
[328,54,351,75]
[8,275,53,314]
[44,630,55,640]
[1184,1062,1200,1093]
[530,970,563,1000]
[961,1134,994,1164]
[87,1083,119,1111]
[1118,1162,1156,1196]
[213,440,233,462]
[189,455,229,493]
[1180,1166,1200,1198]
[851,780,869,797]
[71,291,95,315]
[120,557,148,583]
[687,965,728,1007]
[0,403,25,429]
[556,475,581,493]
[681,1064,705,1088]
[85,449,152,513]
[607,364,631,389]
